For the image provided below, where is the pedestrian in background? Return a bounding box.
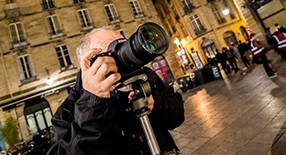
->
[249,33,277,78]
[224,47,239,73]
[238,40,251,68]
[216,49,231,75]
[231,42,246,70]
[266,27,274,47]
[275,23,286,33]
[270,26,286,60]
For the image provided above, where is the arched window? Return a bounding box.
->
[240,26,249,41]
[223,31,237,46]
[24,98,52,135]
[201,39,217,59]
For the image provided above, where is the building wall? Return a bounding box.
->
[0,0,163,146]
[233,0,286,45]
[153,0,248,76]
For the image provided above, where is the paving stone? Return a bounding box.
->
[171,51,286,155]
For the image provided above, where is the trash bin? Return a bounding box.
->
[177,76,188,92]
[194,69,205,85]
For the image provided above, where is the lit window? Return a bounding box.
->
[27,114,38,134]
[24,99,52,135]
[55,44,73,70]
[129,0,144,18]
[47,15,63,38]
[16,54,36,83]
[77,9,93,30]
[9,22,27,48]
[104,4,120,23]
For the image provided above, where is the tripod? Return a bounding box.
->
[116,74,161,155]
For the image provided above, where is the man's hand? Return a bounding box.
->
[128,92,154,110]
[80,48,121,98]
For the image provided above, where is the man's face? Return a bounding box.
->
[89,29,124,53]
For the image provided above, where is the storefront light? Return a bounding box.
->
[174,38,181,47]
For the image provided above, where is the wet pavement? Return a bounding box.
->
[171,50,286,155]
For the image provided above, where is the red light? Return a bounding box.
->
[162,70,167,76]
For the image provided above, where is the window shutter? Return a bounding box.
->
[17,23,25,41]
[16,57,25,80]
[26,55,36,77]
[53,16,61,33]
[9,24,18,43]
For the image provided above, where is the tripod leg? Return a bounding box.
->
[139,115,161,155]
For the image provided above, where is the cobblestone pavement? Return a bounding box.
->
[171,51,286,155]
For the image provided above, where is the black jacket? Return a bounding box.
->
[47,67,185,155]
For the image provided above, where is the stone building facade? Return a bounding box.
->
[0,0,174,149]
[153,0,250,75]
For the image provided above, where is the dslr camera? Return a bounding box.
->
[90,22,169,82]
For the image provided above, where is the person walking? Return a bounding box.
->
[215,49,231,75]
[231,42,246,70]
[223,47,239,73]
[249,33,277,78]
[270,26,286,60]
[238,40,251,68]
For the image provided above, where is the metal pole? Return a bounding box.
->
[139,115,160,155]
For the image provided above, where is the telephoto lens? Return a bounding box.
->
[109,22,169,75]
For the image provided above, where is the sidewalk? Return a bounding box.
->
[172,50,286,155]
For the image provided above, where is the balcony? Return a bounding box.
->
[12,39,28,49]
[109,16,120,24]
[81,24,93,31]
[50,29,64,38]
[183,5,195,14]
[5,3,19,19]
[194,27,207,35]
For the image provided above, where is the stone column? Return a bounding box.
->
[232,0,267,44]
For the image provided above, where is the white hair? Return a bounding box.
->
[270,26,279,35]
[76,26,115,61]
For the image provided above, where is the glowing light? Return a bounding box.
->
[174,38,180,46]
[222,8,230,15]
[46,78,54,85]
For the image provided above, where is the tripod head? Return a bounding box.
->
[115,74,161,155]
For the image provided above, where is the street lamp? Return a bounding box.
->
[45,68,54,85]
[222,7,230,16]
[174,37,181,48]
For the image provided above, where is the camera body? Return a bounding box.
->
[90,22,169,81]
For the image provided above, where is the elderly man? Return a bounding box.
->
[47,25,185,155]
